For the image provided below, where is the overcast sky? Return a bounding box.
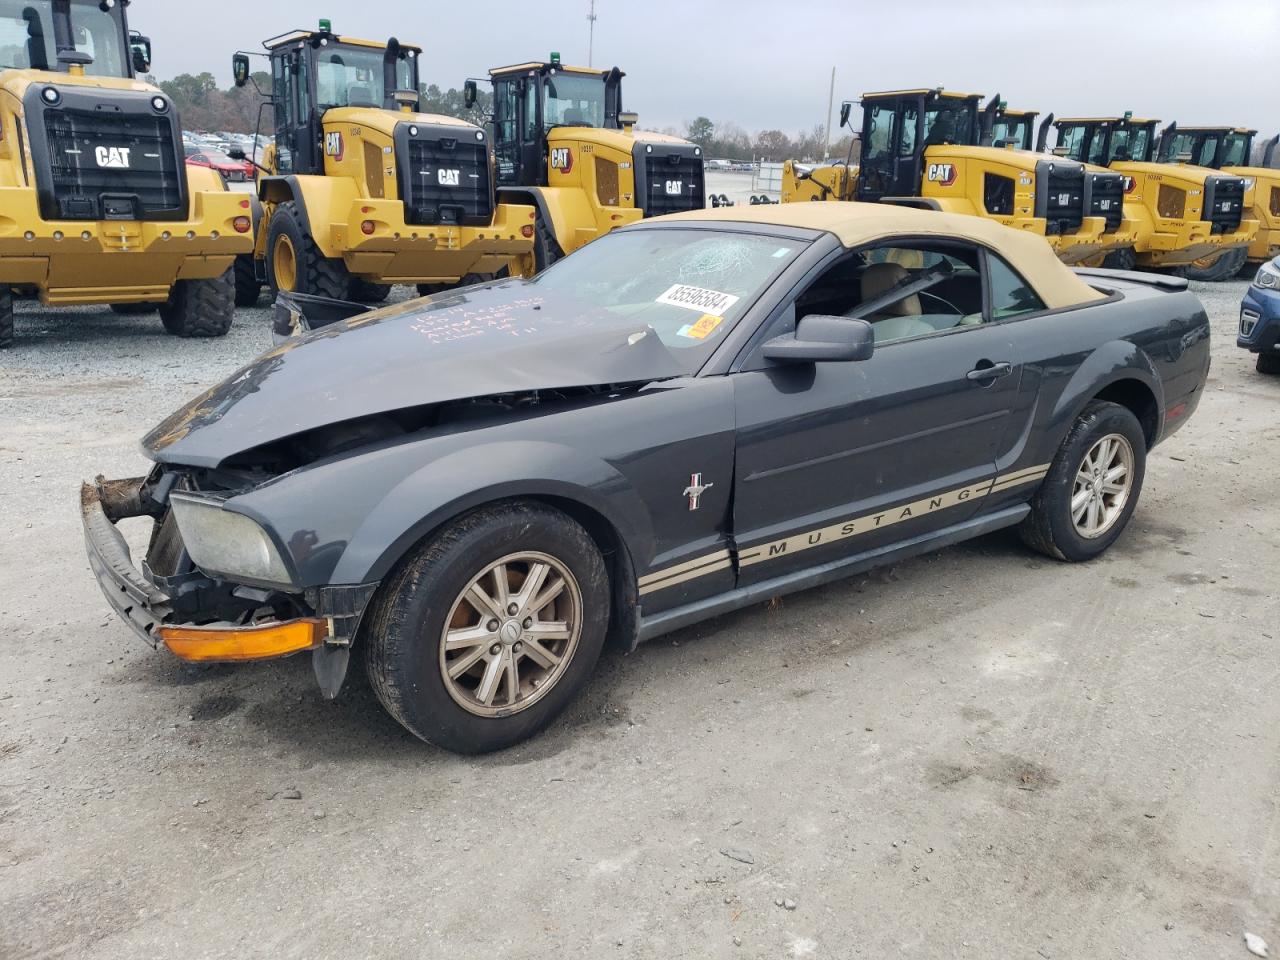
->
[132,0,1279,135]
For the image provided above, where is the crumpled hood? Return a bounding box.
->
[143,281,685,468]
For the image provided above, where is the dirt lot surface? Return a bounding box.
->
[1,278,1277,960]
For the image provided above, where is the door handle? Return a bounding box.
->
[967,361,1013,382]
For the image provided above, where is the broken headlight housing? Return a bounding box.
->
[169,493,293,588]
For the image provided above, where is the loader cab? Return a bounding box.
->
[256,26,420,176]
[0,0,135,78]
[987,109,1038,151]
[485,57,623,186]
[1053,118,1158,166]
[1157,126,1256,169]
[856,89,980,202]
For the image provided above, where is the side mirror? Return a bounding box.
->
[762,315,874,364]
[226,146,246,160]
[839,101,852,130]
[791,162,813,181]
[232,53,250,88]
[130,33,151,74]
[463,79,477,109]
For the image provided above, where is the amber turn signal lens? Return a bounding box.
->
[232,216,251,234]
[361,220,376,235]
[161,619,327,663]
[520,224,534,238]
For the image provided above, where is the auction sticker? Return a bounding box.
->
[656,283,740,317]
[677,313,725,340]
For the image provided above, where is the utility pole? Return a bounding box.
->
[587,0,598,68]
[823,66,836,160]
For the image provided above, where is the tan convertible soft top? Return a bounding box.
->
[661,202,1105,310]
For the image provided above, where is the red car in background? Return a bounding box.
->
[184,145,254,183]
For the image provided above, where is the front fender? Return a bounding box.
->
[327,440,654,586]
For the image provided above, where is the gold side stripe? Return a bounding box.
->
[638,558,733,596]
[638,464,1051,593]
[637,549,732,587]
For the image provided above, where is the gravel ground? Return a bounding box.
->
[1,276,1277,960]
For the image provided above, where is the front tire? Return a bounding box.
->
[1258,352,1280,375]
[159,267,234,338]
[349,278,390,303]
[1019,401,1147,562]
[532,214,563,272]
[364,502,610,754]
[266,201,351,300]
[1101,247,1136,271]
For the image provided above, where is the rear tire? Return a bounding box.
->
[1101,247,1136,271]
[266,201,351,300]
[1257,352,1280,375]
[349,278,390,303]
[532,214,563,272]
[364,501,610,754]
[1019,400,1147,562]
[109,303,157,315]
[0,286,12,349]
[233,253,262,307]
[159,267,234,338]
[1175,246,1248,282]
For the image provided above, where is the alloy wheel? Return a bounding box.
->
[1071,433,1134,539]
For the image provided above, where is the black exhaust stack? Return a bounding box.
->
[1035,113,1055,153]
[51,0,93,69]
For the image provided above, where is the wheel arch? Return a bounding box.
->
[1047,343,1164,456]
[496,185,594,257]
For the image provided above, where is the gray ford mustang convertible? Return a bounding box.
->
[83,203,1210,753]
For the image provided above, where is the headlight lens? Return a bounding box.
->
[169,494,292,586]
[1254,261,1280,289]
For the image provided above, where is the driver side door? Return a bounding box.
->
[730,239,1027,587]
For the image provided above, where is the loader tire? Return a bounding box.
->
[234,253,263,307]
[109,303,157,315]
[159,267,235,338]
[266,201,351,300]
[0,286,12,349]
[1175,247,1249,283]
[1101,247,1136,271]
[349,278,391,303]
[531,214,563,272]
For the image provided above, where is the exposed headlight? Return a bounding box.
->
[170,494,292,587]
[1254,260,1280,290]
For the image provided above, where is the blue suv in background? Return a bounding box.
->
[1240,257,1280,374]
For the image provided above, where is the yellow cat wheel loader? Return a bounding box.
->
[780,89,1135,266]
[1050,115,1258,279]
[0,0,252,348]
[1155,124,1280,279]
[230,22,536,305]
[463,53,706,269]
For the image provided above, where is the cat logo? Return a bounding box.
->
[324,131,344,160]
[926,163,957,186]
[665,179,684,196]
[94,146,131,169]
[437,168,460,187]
[550,147,573,173]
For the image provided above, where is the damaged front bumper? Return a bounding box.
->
[80,476,378,696]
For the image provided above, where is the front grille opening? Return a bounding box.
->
[1270,186,1280,218]
[402,136,492,227]
[983,173,1014,215]
[44,108,182,220]
[595,156,620,207]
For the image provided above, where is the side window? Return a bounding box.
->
[522,80,539,141]
[987,253,1045,319]
[790,242,984,346]
[863,104,893,161]
[898,104,918,157]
